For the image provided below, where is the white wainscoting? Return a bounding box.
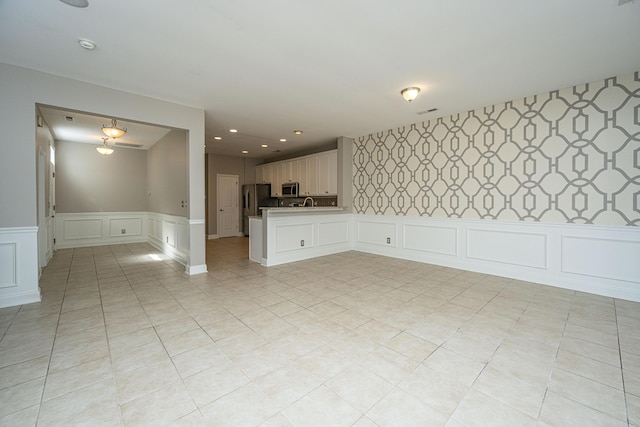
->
[353,214,640,302]
[55,212,189,266]
[264,213,352,266]
[55,212,147,248]
[0,227,41,308]
[147,212,189,266]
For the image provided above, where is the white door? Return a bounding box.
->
[217,174,239,238]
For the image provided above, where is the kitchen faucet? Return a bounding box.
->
[302,196,315,207]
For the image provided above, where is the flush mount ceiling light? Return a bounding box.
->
[293,130,303,135]
[279,138,287,142]
[261,144,268,148]
[229,129,238,133]
[102,118,126,139]
[213,136,222,140]
[96,137,114,156]
[401,87,421,102]
[241,150,248,154]
[78,38,96,50]
[59,0,89,7]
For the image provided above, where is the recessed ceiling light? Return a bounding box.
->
[78,38,96,50]
[241,150,248,154]
[279,138,287,142]
[229,129,238,133]
[213,136,222,140]
[59,0,89,7]
[261,144,268,148]
[293,130,302,135]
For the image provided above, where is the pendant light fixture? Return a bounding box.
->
[96,137,114,156]
[102,118,127,139]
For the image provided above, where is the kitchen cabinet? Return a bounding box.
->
[280,161,298,184]
[316,150,337,195]
[256,149,337,197]
[270,164,282,197]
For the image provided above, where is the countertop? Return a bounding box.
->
[260,206,345,213]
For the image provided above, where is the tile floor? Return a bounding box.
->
[1,237,639,426]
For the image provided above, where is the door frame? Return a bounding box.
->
[216,174,239,238]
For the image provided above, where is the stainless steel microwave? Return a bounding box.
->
[282,182,299,198]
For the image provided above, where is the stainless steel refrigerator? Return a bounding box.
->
[242,184,277,236]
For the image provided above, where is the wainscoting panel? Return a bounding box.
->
[467,228,547,269]
[0,242,17,288]
[357,220,397,247]
[264,213,352,266]
[56,213,147,248]
[353,214,640,302]
[0,227,40,308]
[561,236,640,283]
[318,220,350,246]
[63,218,102,241]
[147,213,189,265]
[109,217,143,238]
[403,223,457,256]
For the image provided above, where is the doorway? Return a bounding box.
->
[216,174,239,238]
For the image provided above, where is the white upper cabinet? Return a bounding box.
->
[316,150,337,195]
[257,149,337,197]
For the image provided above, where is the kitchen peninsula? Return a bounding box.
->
[249,207,351,266]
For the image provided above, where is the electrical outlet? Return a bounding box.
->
[121,229,126,234]
[300,240,305,247]
[386,237,391,244]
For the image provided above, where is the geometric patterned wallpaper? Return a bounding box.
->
[353,71,640,226]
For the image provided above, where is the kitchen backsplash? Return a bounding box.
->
[353,71,640,226]
[277,197,338,207]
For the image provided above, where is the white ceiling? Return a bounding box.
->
[39,106,172,150]
[2,1,639,159]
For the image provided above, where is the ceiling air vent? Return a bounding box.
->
[115,142,143,148]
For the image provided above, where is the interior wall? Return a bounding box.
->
[353,71,640,226]
[0,61,206,288]
[147,129,188,216]
[56,140,147,213]
[35,113,54,219]
[206,154,260,235]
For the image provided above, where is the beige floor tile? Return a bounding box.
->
[0,377,45,417]
[539,391,627,427]
[451,389,536,427]
[38,379,120,426]
[367,387,448,427]
[0,355,49,390]
[548,368,627,421]
[423,347,486,387]
[282,385,361,427]
[398,364,469,416]
[184,364,250,407]
[116,358,182,404]
[43,356,113,401]
[160,328,213,357]
[200,383,279,426]
[555,349,624,389]
[472,365,547,418]
[171,342,232,379]
[326,364,394,412]
[0,404,39,426]
[628,392,640,426]
[111,340,169,375]
[7,240,638,427]
[385,331,437,362]
[121,382,196,427]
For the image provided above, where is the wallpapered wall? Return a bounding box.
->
[353,72,640,226]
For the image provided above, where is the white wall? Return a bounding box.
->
[0,62,207,307]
